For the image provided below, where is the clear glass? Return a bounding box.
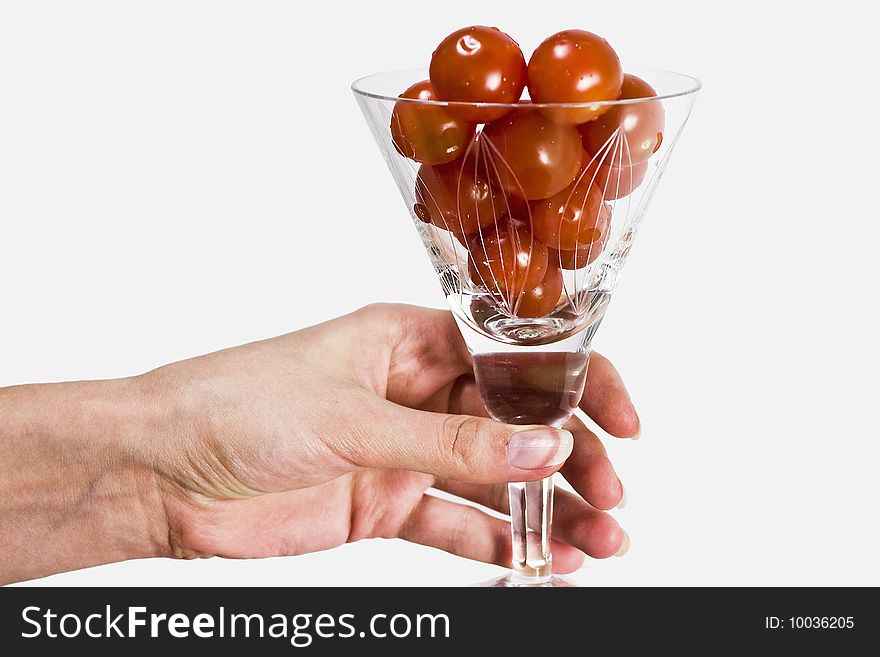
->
[353,68,699,586]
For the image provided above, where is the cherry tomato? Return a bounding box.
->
[549,229,608,270]
[482,109,582,200]
[429,26,527,123]
[530,170,612,251]
[391,80,475,165]
[511,264,563,317]
[578,74,664,165]
[527,29,623,125]
[506,193,530,220]
[414,153,507,237]
[468,219,548,296]
[581,155,649,200]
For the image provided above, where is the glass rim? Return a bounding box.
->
[351,66,701,109]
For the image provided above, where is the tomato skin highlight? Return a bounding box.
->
[509,264,564,317]
[527,29,623,125]
[468,219,549,298]
[530,171,612,252]
[429,26,527,123]
[391,80,475,165]
[549,229,608,270]
[482,109,582,201]
[414,154,508,237]
[578,74,665,165]
[580,155,650,200]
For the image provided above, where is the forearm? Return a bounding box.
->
[0,377,171,584]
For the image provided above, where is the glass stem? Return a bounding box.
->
[508,475,554,584]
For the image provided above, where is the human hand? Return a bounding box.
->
[140,303,640,572]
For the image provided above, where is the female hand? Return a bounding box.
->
[0,303,640,583]
[145,303,640,572]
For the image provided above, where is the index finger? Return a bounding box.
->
[580,352,641,439]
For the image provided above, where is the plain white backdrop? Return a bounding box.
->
[1,0,877,586]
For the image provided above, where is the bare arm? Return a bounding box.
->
[0,378,169,583]
[0,305,633,584]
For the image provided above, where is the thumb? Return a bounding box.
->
[346,399,574,483]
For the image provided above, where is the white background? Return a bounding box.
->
[1,0,877,586]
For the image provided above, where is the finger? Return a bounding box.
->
[448,384,624,509]
[560,414,624,510]
[552,487,626,558]
[337,392,574,484]
[433,481,625,559]
[399,494,585,573]
[433,479,509,514]
[365,304,473,405]
[446,377,489,417]
[452,353,638,441]
[580,352,641,438]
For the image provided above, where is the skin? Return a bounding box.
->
[0,304,639,585]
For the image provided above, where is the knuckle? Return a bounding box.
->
[443,415,481,464]
[354,302,392,322]
[354,303,407,344]
[442,415,503,474]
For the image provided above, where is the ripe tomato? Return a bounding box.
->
[527,29,623,125]
[506,193,530,220]
[468,219,548,296]
[530,171,612,251]
[414,153,507,237]
[549,228,608,270]
[511,263,563,317]
[482,109,582,200]
[581,155,649,200]
[578,74,664,165]
[429,26,527,123]
[391,80,475,165]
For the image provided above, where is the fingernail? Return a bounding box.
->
[507,428,574,469]
[615,529,631,557]
[616,482,627,509]
[630,424,641,441]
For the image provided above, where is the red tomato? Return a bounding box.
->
[429,26,527,123]
[468,219,549,296]
[511,264,563,317]
[581,155,649,200]
[578,74,665,165]
[549,228,608,270]
[482,109,582,200]
[506,193,530,220]
[530,171,612,251]
[414,154,507,237]
[527,29,623,125]
[391,80,475,165]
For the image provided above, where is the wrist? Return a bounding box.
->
[81,376,175,560]
[0,377,172,583]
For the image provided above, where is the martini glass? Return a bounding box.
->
[354,68,699,586]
